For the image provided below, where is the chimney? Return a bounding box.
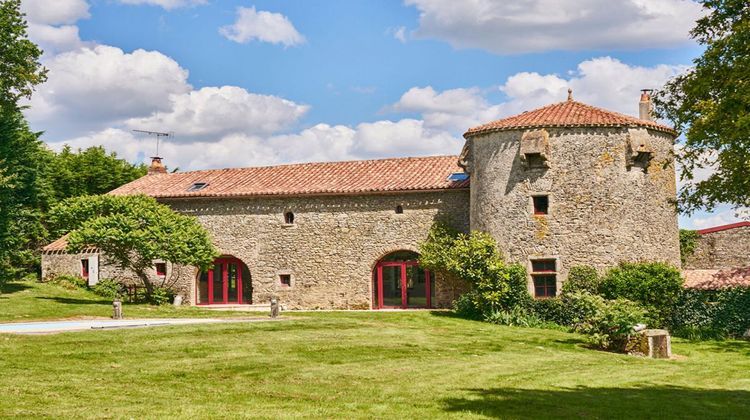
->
[148,156,167,175]
[639,89,653,121]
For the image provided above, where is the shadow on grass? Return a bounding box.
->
[442,386,750,418]
[0,281,32,295]
[702,340,750,357]
[35,296,111,305]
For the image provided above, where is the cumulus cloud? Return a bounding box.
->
[405,0,705,54]
[125,86,309,138]
[21,0,90,54]
[116,0,207,10]
[219,6,305,46]
[26,45,191,138]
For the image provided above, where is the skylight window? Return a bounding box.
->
[447,172,469,182]
[187,182,208,192]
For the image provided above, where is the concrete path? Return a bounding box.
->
[0,317,277,334]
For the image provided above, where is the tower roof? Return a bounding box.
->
[464,99,677,137]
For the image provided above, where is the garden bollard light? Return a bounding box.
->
[270,298,279,318]
[112,299,123,319]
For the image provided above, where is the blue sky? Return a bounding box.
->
[19,0,745,229]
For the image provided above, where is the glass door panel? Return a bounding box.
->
[227,263,238,303]
[211,263,223,304]
[406,265,427,308]
[198,271,209,304]
[381,265,403,307]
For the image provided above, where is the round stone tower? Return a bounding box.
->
[459,92,680,296]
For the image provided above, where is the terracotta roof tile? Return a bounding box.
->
[683,267,750,290]
[109,155,469,199]
[464,100,676,137]
[696,221,750,235]
[42,234,97,254]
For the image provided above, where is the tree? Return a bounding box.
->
[653,0,750,215]
[48,194,218,300]
[46,145,147,202]
[0,0,47,110]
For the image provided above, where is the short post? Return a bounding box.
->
[112,299,123,320]
[270,298,279,318]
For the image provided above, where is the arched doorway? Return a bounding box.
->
[372,250,433,309]
[196,256,252,305]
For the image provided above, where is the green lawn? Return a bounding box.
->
[1,279,749,419]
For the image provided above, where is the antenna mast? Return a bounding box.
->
[132,129,173,156]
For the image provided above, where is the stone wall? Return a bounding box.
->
[684,225,750,269]
[464,126,680,294]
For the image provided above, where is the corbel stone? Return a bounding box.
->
[626,128,653,169]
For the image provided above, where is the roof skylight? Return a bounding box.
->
[447,172,469,182]
[187,182,208,192]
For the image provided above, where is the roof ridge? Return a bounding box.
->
[163,154,460,176]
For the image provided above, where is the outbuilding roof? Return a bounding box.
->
[683,267,750,290]
[464,99,677,137]
[696,221,750,235]
[109,155,469,199]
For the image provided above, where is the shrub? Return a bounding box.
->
[600,262,683,327]
[453,291,484,320]
[485,307,562,330]
[572,293,647,351]
[148,286,174,306]
[421,222,532,318]
[48,275,87,290]
[671,287,750,339]
[679,229,700,264]
[530,297,570,325]
[92,278,125,300]
[562,265,600,295]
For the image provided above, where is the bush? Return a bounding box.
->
[421,222,532,318]
[571,293,647,351]
[562,265,600,295]
[148,286,174,306]
[671,287,750,339]
[453,291,484,320]
[530,297,570,325]
[600,262,683,327]
[679,229,699,264]
[485,307,562,330]
[92,278,125,300]
[48,275,87,290]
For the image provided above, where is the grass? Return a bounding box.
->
[1,279,749,418]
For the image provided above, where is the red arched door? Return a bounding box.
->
[196,257,252,305]
[373,251,433,309]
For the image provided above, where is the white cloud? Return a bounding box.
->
[125,86,309,138]
[219,6,305,47]
[116,0,207,10]
[26,45,191,138]
[391,86,503,132]
[21,0,90,54]
[389,26,407,43]
[405,0,705,54]
[351,119,460,158]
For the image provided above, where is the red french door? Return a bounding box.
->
[374,261,432,309]
[198,258,245,305]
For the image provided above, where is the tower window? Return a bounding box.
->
[284,211,295,224]
[532,195,549,215]
[395,205,403,214]
[279,274,292,287]
[155,262,167,277]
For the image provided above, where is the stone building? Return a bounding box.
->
[682,222,750,290]
[42,92,681,309]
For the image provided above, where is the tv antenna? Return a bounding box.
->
[132,129,173,156]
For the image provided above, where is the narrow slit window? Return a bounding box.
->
[81,259,89,279]
[279,274,291,287]
[395,205,403,214]
[284,212,295,224]
[533,195,549,215]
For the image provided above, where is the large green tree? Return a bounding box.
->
[0,0,46,110]
[46,145,148,202]
[653,0,750,215]
[49,195,218,299]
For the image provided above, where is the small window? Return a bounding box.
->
[284,212,295,224]
[81,259,89,278]
[532,195,549,215]
[531,259,556,272]
[447,172,469,181]
[395,205,403,214]
[187,182,208,192]
[155,262,167,277]
[533,275,557,298]
[279,274,291,287]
